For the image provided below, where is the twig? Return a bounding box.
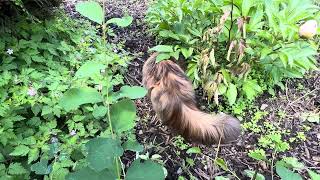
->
[127,73,143,85]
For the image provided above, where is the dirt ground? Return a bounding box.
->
[64,1,320,179]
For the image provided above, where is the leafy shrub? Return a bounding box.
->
[146,0,320,106]
[0,3,164,179]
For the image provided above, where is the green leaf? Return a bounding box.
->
[276,162,302,180]
[66,166,116,180]
[186,147,201,154]
[75,1,104,24]
[126,160,165,180]
[244,170,265,180]
[242,80,262,100]
[59,87,103,112]
[118,86,147,99]
[283,157,304,170]
[301,112,319,123]
[106,16,133,27]
[8,163,28,175]
[226,83,237,105]
[181,47,193,59]
[248,149,267,161]
[31,159,51,175]
[10,145,30,156]
[215,176,230,180]
[85,138,123,172]
[149,45,174,53]
[156,53,171,62]
[214,158,228,171]
[75,61,106,78]
[92,106,108,119]
[242,0,255,16]
[123,139,144,152]
[28,148,39,164]
[0,153,4,163]
[307,169,320,180]
[110,99,136,133]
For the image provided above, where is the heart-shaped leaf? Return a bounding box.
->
[75,1,104,24]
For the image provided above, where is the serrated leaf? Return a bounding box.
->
[31,159,51,175]
[214,158,228,171]
[85,138,123,172]
[307,169,320,180]
[28,148,39,164]
[106,16,133,27]
[242,0,255,16]
[118,86,147,99]
[8,163,27,175]
[126,160,165,180]
[92,106,107,119]
[110,99,136,133]
[248,149,267,161]
[186,147,201,154]
[75,1,103,24]
[75,61,106,78]
[10,145,30,156]
[66,166,116,180]
[149,45,174,53]
[156,53,171,62]
[276,162,302,180]
[226,83,237,105]
[59,87,103,112]
[242,80,262,100]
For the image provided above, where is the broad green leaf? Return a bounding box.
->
[283,157,304,170]
[110,99,136,133]
[276,162,302,180]
[92,106,108,119]
[186,147,201,154]
[156,53,171,62]
[248,149,267,161]
[75,61,106,78]
[118,86,147,99]
[123,139,144,152]
[149,45,174,53]
[214,158,228,171]
[106,16,133,27]
[59,87,103,112]
[10,145,29,156]
[226,83,237,105]
[66,166,116,180]
[85,138,123,172]
[75,1,104,24]
[0,153,4,163]
[28,148,39,164]
[8,163,28,175]
[242,80,262,100]
[181,47,193,59]
[31,159,51,175]
[301,112,319,123]
[244,170,265,180]
[242,0,255,16]
[307,169,320,180]
[126,160,165,180]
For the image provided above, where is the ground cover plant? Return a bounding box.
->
[0,0,319,179]
[0,1,165,179]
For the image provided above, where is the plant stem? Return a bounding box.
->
[101,0,121,179]
[228,0,234,46]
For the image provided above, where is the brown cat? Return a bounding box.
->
[142,53,241,144]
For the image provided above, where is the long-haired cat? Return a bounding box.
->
[142,53,241,144]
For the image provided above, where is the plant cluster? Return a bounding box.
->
[146,0,320,107]
[0,1,165,179]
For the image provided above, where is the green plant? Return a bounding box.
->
[0,1,165,179]
[146,0,320,106]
